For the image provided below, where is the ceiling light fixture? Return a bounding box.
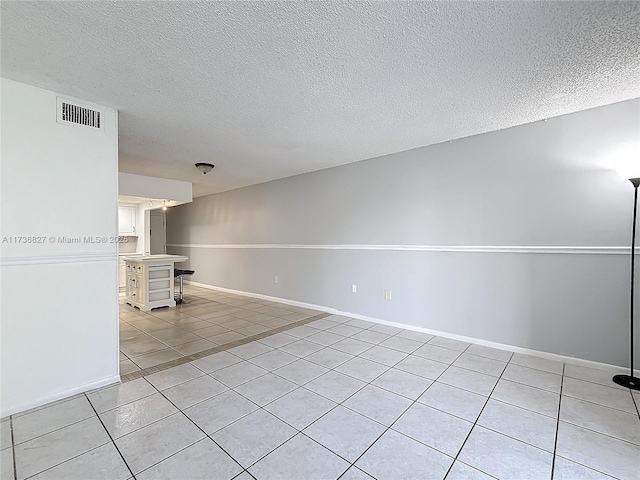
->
[195,163,215,175]
[162,200,168,211]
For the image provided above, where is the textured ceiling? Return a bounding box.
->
[2,1,639,197]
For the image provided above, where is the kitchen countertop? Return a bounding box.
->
[121,254,188,263]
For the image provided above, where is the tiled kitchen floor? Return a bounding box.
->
[3,295,640,479]
[119,286,321,375]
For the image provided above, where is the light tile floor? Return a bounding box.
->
[119,286,320,374]
[2,291,640,479]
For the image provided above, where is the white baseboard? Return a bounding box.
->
[186,280,636,375]
[336,310,636,375]
[1,374,120,418]
[186,280,339,315]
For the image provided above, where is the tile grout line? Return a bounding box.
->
[140,310,298,345]
[194,360,350,472]
[340,350,452,475]
[175,328,425,475]
[550,363,566,480]
[17,401,131,480]
[22,342,622,480]
[415,344,482,478]
[36,286,637,474]
[292,335,530,400]
[266,332,471,401]
[84,392,137,480]
[16,339,504,480]
[27,289,632,480]
[461,361,638,477]
[199,330,550,475]
[631,388,640,418]
[106,371,265,447]
[10,417,17,480]
[441,350,514,479]
[10,396,159,457]
[20,444,112,480]
[124,298,553,390]
[550,391,638,417]
[142,380,261,479]
[549,381,640,477]
[100,348,310,451]
[235,471,256,480]
[286,340,477,476]
[232,336,413,474]
[120,294,315,364]
[121,311,301,369]
[120,312,331,382]
[32,303,630,480]
[122,310,330,374]
[116,371,250,478]
[132,295,312,319]
[19,325,599,468]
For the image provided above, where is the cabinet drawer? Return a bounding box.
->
[149,290,171,302]
[149,279,171,290]
[149,268,171,280]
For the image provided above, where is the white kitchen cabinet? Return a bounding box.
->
[118,205,137,236]
[122,255,188,311]
[125,261,145,307]
[119,259,126,288]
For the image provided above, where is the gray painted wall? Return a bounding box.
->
[167,99,640,367]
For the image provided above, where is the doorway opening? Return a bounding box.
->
[149,211,166,254]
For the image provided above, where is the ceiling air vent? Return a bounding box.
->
[56,97,102,129]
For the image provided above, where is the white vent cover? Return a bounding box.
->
[56,97,102,129]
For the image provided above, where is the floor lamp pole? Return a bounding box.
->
[613,177,640,390]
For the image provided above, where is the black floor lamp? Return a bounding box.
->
[613,169,640,390]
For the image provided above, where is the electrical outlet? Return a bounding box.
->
[384,289,392,300]
[352,284,357,293]
[274,276,279,284]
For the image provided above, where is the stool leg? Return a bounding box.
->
[178,275,191,305]
[175,276,183,304]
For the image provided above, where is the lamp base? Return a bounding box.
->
[612,374,640,390]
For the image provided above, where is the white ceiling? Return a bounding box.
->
[2,1,639,197]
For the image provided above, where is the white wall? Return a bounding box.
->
[118,172,192,204]
[138,207,148,255]
[1,79,119,416]
[167,99,640,368]
[118,172,192,255]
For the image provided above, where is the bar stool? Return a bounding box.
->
[174,268,195,304]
